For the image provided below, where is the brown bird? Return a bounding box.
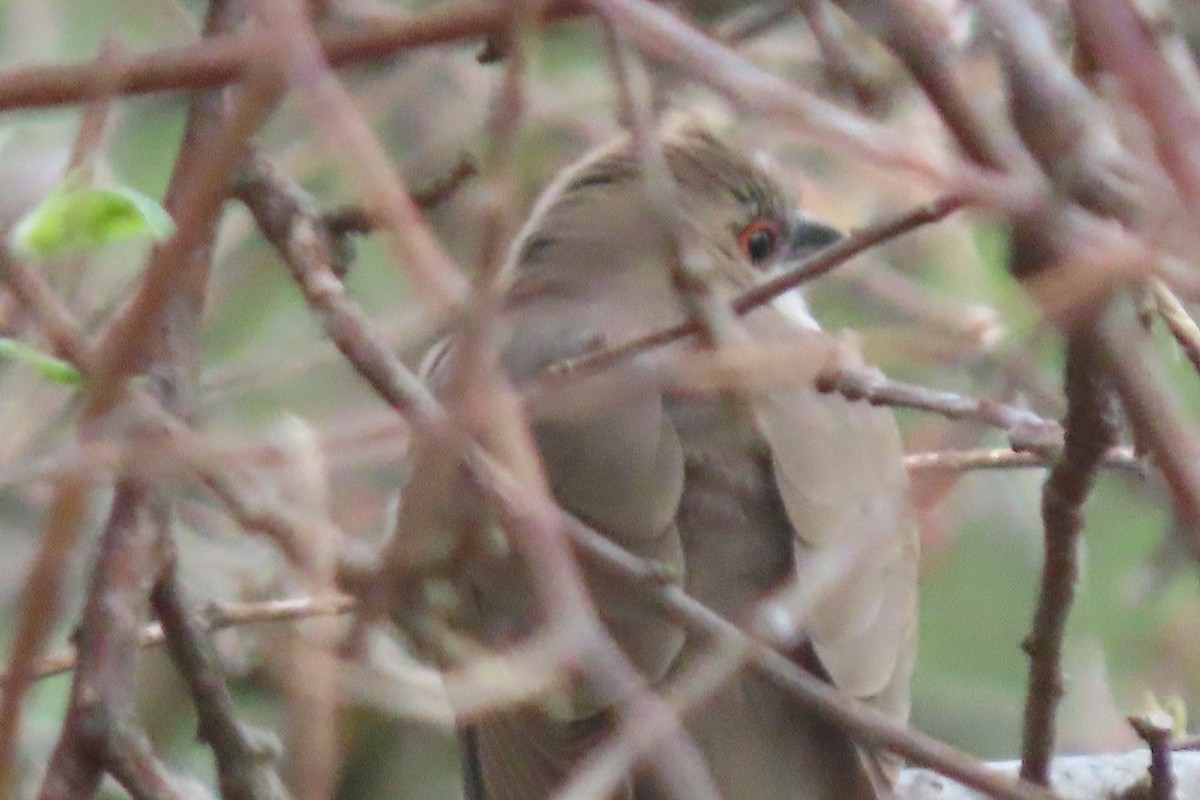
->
[416,121,918,800]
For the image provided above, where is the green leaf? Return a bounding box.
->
[9,179,175,258]
[0,338,82,386]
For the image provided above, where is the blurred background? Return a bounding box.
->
[1,0,1199,797]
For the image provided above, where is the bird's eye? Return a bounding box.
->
[737,218,784,266]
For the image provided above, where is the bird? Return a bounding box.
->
[414,120,919,800]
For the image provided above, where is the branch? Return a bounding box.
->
[904,446,1139,474]
[1151,279,1200,377]
[37,484,177,800]
[1070,0,1200,206]
[0,476,89,798]
[150,561,292,800]
[0,594,356,686]
[545,491,1062,800]
[1097,307,1200,568]
[558,193,966,376]
[588,0,998,192]
[35,3,282,797]
[235,150,720,800]
[1128,714,1176,800]
[0,1,587,112]
[1020,336,1119,784]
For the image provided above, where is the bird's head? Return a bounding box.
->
[510,120,841,294]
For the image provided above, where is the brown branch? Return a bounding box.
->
[232,154,449,426]
[37,484,174,800]
[904,446,1140,474]
[1019,336,1119,784]
[321,154,478,247]
[1097,307,1200,561]
[814,363,1063,451]
[150,559,293,800]
[533,328,1070,453]
[549,499,1064,800]
[84,66,280,417]
[33,4,285,798]
[1069,0,1200,206]
[559,193,966,376]
[0,475,89,799]
[795,0,889,110]
[713,1,794,43]
[0,251,93,371]
[0,1,587,113]
[0,594,356,686]
[1129,714,1176,800]
[587,0,999,193]
[1151,279,1200,377]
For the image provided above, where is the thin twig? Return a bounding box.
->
[1129,714,1176,800]
[322,154,478,242]
[1151,279,1200,376]
[0,594,357,686]
[559,193,966,375]
[904,446,1140,474]
[549,502,1064,800]
[533,330,1068,453]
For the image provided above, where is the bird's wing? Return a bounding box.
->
[744,308,918,721]
[426,293,690,800]
[462,709,633,800]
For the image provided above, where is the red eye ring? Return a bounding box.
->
[737,218,784,265]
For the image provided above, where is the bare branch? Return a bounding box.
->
[1129,714,1176,800]
[0,594,356,686]
[558,193,966,376]
[1151,279,1200,377]
[0,475,89,798]
[904,446,1140,474]
[37,484,174,800]
[1019,337,1119,784]
[0,1,588,113]
[150,560,292,800]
